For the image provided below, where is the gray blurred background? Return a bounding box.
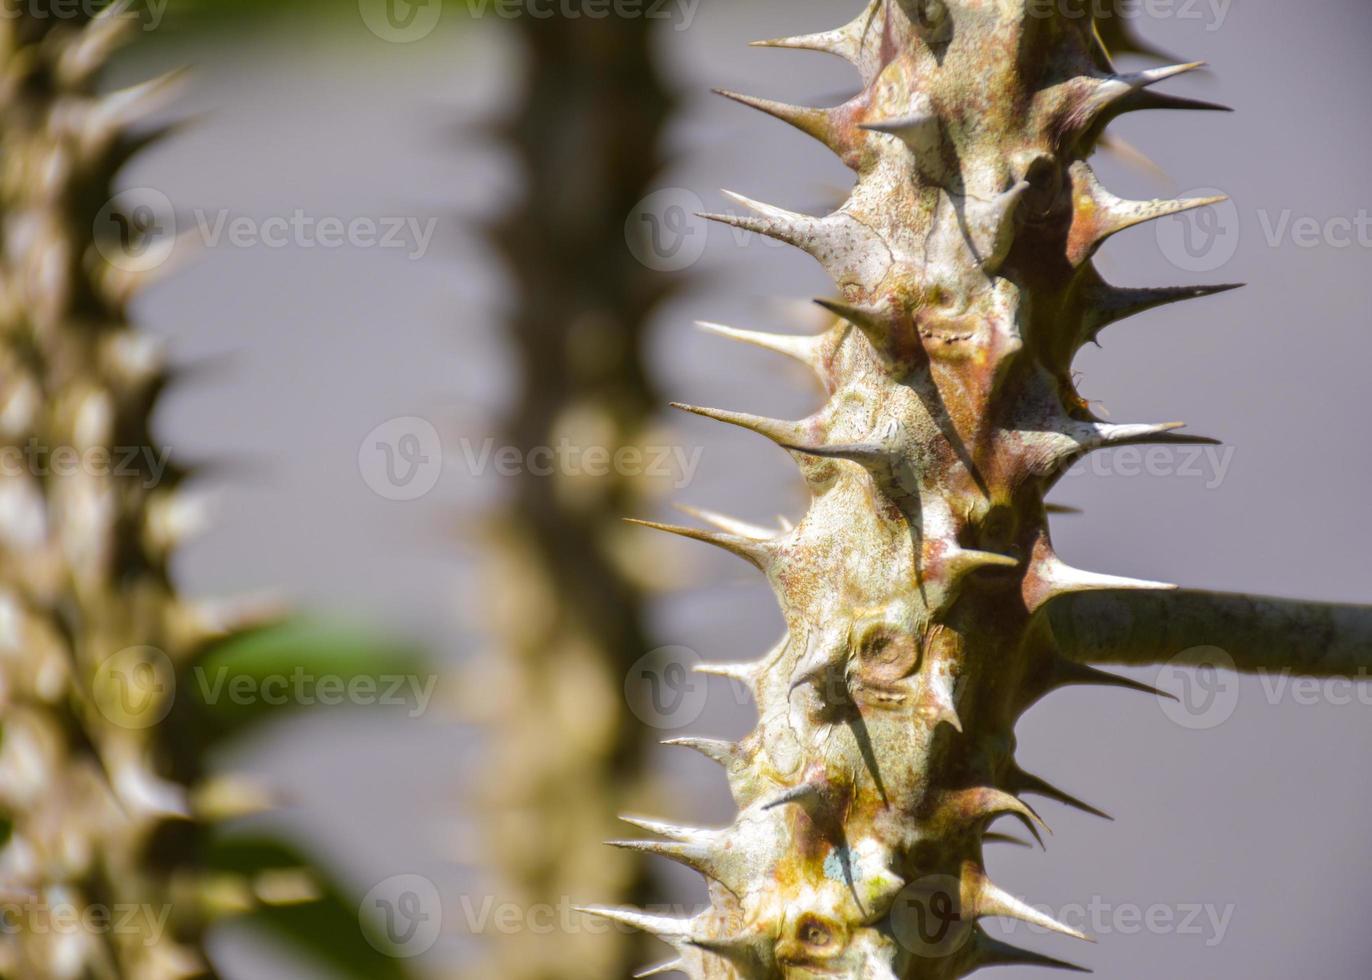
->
[126,1,1372,976]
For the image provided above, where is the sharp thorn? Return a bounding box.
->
[670,401,807,448]
[576,906,693,938]
[662,736,739,767]
[694,320,820,367]
[673,502,776,541]
[713,88,841,151]
[974,930,1094,973]
[624,518,772,570]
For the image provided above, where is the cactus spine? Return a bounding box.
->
[585,3,1372,978]
[468,11,673,979]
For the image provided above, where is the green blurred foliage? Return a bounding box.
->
[186,619,430,747]
[208,834,414,980]
[150,619,432,976]
[156,0,481,35]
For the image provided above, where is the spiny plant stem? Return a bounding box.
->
[0,6,339,977]
[583,3,1372,978]
[469,12,675,979]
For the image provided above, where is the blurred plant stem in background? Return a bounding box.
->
[0,4,420,978]
[458,11,677,980]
